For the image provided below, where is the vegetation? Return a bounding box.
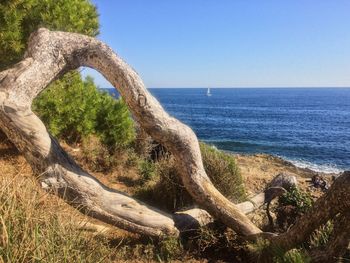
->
[1,1,349,262]
[248,238,311,263]
[275,187,313,232]
[278,187,313,214]
[135,142,246,212]
[1,0,135,150]
[33,74,135,148]
[308,221,333,248]
[0,168,189,262]
[200,143,246,202]
[0,0,98,70]
[0,169,116,262]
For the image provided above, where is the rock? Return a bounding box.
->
[267,173,298,191]
[310,174,329,191]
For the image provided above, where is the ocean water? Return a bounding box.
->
[106,88,350,174]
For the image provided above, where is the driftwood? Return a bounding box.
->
[0,28,349,261]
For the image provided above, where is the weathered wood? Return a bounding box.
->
[0,28,260,237]
[174,187,286,232]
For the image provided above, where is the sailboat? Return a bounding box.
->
[206,87,212,96]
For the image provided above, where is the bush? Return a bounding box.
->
[278,187,313,214]
[158,237,184,261]
[33,74,135,148]
[135,142,246,212]
[200,143,246,202]
[277,187,313,231]
[135,156,193,212]
[248,239,310,263]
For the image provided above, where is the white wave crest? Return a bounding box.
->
[286,159,344,174]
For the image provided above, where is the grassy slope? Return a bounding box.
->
[0,140,197,262]
[0,136,338,262]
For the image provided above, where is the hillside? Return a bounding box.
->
[0,135,339,262]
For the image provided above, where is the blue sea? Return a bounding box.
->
[106,88,350,174]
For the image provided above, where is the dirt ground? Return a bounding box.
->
[235,153,337,198]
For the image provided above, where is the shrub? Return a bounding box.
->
[278,187,313,214]
[135,142,246,212]
[95,89,136,148]
[134,156,192,212]
[277,187,313,231]
[248,239,310,263]
[275,249,310,263]
[33,74,135,148]
[200,142,246,202]
[0,0,99,70]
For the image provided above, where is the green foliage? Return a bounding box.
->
[200,143,246,202]
[0,0,99,70]
[33,74,135,148]
[94,89,136,148]
[0,0,134,149]
[279,187,313,214]
[136,156,193,212]
[188,223,236,256]
[308,221,333,248]
[276,187,313,231]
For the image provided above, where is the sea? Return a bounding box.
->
[105,88,350,174]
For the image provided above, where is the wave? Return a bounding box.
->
[284,158,344,174]
[203,140,345,174]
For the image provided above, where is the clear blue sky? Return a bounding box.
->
[83,0,350,88]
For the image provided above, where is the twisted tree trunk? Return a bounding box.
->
[0,28,260,237]
[0,28,349,260]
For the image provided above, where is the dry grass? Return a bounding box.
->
[2,130,342,262]
[0,141,119,262]
[0,137,202,262]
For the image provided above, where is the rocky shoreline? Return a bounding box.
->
[234,153,339,195]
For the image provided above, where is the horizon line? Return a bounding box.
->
[100,86,350,89]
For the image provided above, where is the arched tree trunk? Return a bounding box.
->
[0,28,260,237]
[0,29,349,260]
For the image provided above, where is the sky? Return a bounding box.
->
[83,0,350,88]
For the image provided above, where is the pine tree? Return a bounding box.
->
[0,0,99,70]
[0,0,135,147]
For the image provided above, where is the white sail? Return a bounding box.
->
[207,87,212,96]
